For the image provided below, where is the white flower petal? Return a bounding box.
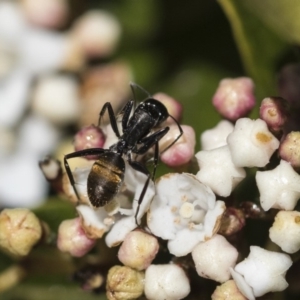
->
[256,160,300,211]
[227,118,279,167]
[168,228,205,257]
[234,246,292,297]
[230,268,255,300]
[105,216,136,247]
[196,146,246,197]
[201,120,234,150]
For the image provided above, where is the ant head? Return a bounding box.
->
[142,98,169,126]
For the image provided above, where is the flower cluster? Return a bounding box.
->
[3,73,300,299]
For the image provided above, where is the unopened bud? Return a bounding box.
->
[279,131,300,169]
[74,125,106,160]
[118,230,159,270]
[0,208,42,256]
[160,124,195,167]
[212,77,255,121]
[259,97,290,136]
[212,280,247,300]
[57,218,96,257]
[106,265,144,300]
[218,207,245,236]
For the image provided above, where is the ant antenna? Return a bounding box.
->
[130,82,151,101]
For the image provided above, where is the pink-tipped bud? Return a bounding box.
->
[278,63,300,109]
[160,124,195,167]
[153,92,183,123]
[212,77,256,121]
[74,125,106,160]
[57,218,96,257]
[279,131,300,169]
[259,97,290,136]
[118,230,159,270]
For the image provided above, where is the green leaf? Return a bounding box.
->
[243,0,300,45]
[1,285,107,300]
[33,198,75,231]
[218,0,288,100]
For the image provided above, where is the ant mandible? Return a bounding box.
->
[64,83,183,225]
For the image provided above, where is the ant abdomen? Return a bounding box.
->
[87,152,125,207]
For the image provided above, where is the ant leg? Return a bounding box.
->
[117,100,134,131]
[97,102,120,138]
[134,127,170,155]
[133,128,169,181]
[152,142,159,180]
[64,148,107,203]
[160,115,183,154]
[127,157,151,226]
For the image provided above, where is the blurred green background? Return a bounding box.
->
[2,0,300,299]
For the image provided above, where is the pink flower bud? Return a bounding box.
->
[57,218,96,257]
[153,92,183,123]
[279,131,300,169]
[118,230,159,270]
[74,125,106,160]
[160,124,195,167]
[212,77,256,121]
[259,97,290,136]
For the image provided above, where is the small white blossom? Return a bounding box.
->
[269,210,300,253]
[196,145,246,197]
[201,120,234,150]
[233,246,292,298]
[147,173,225,257]
[192,234,238,283]
[144,264,190,300]
[227,118,279,167]
[256,159,300,211]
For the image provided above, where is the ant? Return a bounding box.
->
[64,83,183,224]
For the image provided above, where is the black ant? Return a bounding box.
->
[64,83,183,224]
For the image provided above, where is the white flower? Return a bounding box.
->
[227,118,279,167]
[201,120,234,150]
[233,246,292,298]
[192,234,238,283]
[256,160,300,211]
[269,210,300,253]
[196,145,246,197]
[144,264,190,300]
[147,173,225,257]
